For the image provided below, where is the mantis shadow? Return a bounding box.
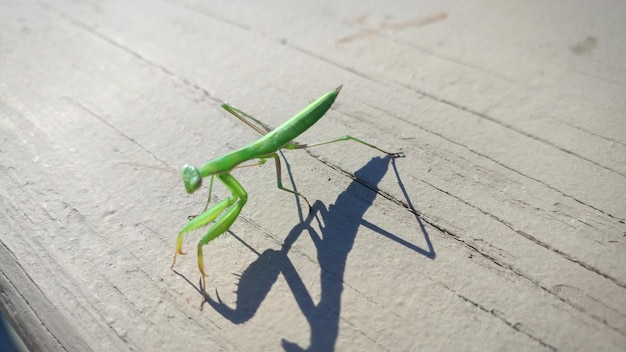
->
[204,155,434,351]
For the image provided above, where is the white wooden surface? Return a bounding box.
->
[1,0,625,351]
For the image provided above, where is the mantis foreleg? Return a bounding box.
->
[197,173,247,310]
[172,196,234,265]
[171,172,248,310]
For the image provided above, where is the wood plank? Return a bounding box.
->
[1,0,624,350]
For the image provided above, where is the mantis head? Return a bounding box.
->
[181,164,202,194]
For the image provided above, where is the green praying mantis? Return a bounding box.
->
[170,85,404,309]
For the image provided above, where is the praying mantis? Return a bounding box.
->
[170,85,403,309]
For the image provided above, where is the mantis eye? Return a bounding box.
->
[181,164,202,194]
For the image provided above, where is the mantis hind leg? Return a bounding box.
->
[266,153,311,209]
[221,103,274,136]
[284,135,405,158]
